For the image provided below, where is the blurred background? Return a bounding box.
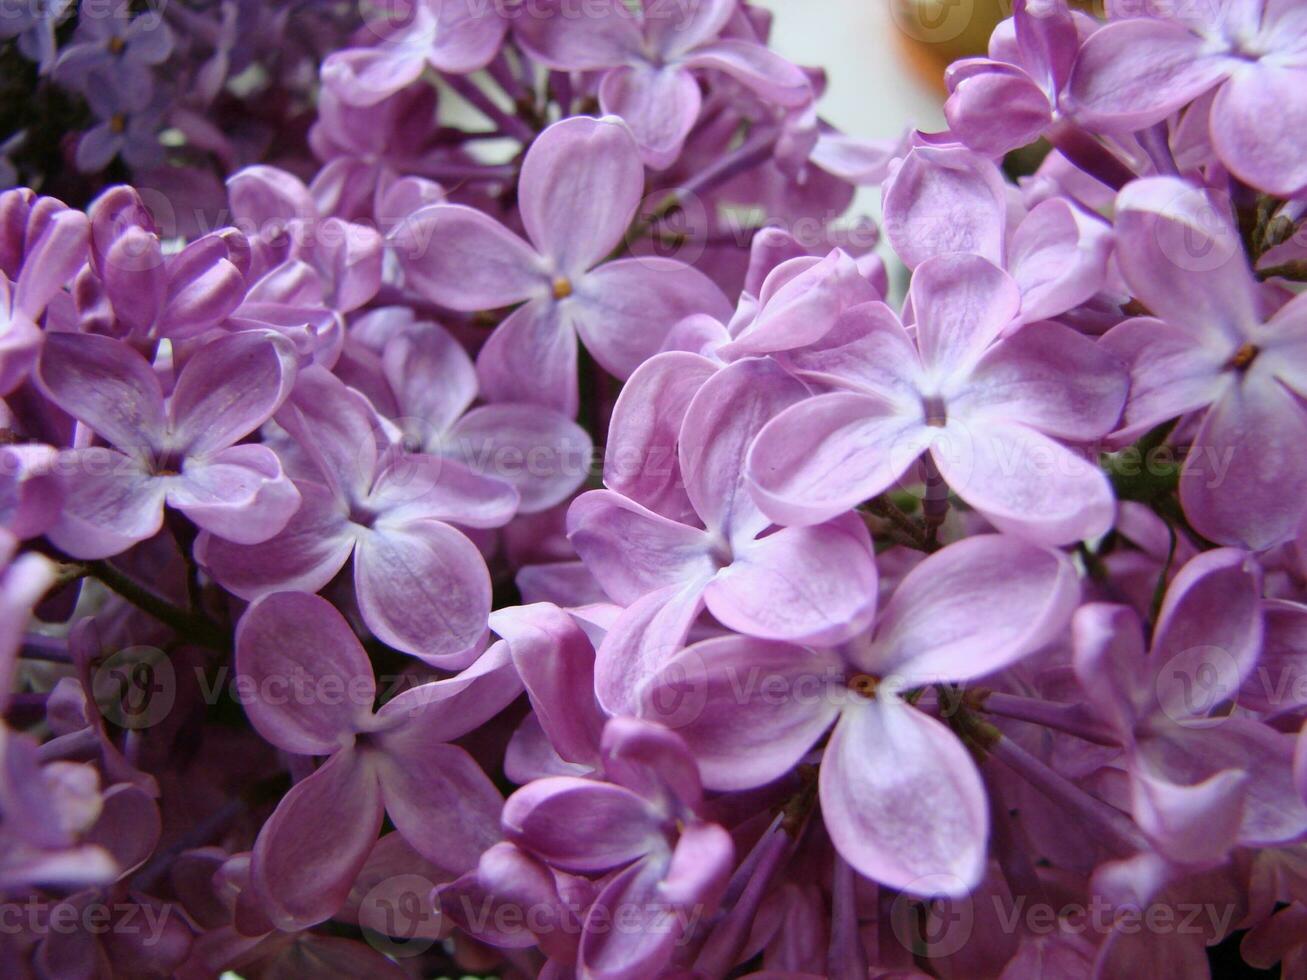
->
[756,0,1013,142]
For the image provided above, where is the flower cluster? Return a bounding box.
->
[2,0,1307,977]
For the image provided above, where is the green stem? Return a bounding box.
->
[84,560,227,650]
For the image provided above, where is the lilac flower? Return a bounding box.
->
[0,0,73,73]
[0,191,88,393]
[1069,0,1307,195]
[1102,177,1307,550]
[642,535,1077,895]
[502,717,734,979]
[1073,549,1307,862]
[748,253,1127,545]
[226,165,383,314]
[515,0,812,168]
[54,0,173,99]
[85,186,248,341]
[75,74,165,173]
[944,0,1092,156]
[396,115,732,415]
[0,722,117,892]
[345,306,593,514]
[35,329,301,559]
[882,145,1113,323]
[197,366,515,666]
[570,358,880,714]
[321,0,506,106]
[235,591,519,929]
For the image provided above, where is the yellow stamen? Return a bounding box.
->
[551,276,573,300]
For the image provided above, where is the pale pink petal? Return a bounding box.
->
[1112,176,1259,348]
[168,444,301,544]
[251,749,383,930]
[394,204,545,311]
[476,301,578,415]
[368,451,518,529]
[489,603,606,767]
[911,253,1021,382]
[933,418,1116,546]
[748,392,931,528]
[678,357,806,541]
[502,777,657,873]
[705,513,879,644]
[1149,548,1263,721]
[821,698,988,896]
[36,332,164,452]
[1180,378,1307,550]
[680,40,812,107]
[195,480,354,600]
[1099,317,1226,441]
[512,0,642,70]
[881,146,1007,269]
[1068,18,1232,129]
[1213,66,1307,193]
[954,321,1128,441]
[641,636,842,791]
[46,450,164,560]
[353,519,491,667]
[1007,198,1112,322]
[866,534,1078,685]
[603,350,717,522]
[599,64,702,170]
[1071,603,1151,737]
[571,257,732,380]
[375,743,503,874]
[519,116,644,274]
[234,591,375,755]
[446,403,591,513]
[594,582,707,716]
[567,489,716,605]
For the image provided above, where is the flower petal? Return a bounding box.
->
[234,590,376,754]
[446,403,591,514]
[954,320,1127,441]
[748,392,930,528]
[571,257,732,380]
[705,514,879,644]
[503,777,657,873]
[642,635,842,791]
[394,204,544,311]
[911,253,1021,383]
[598,64,701,170]
[679,357,807,541]
[519,116,644,274]
[933,418,1116,546]
[476,300,579,415]
[251,749,383,930]
[867,534,1078,685]
[1180,378,1307,550]
[46,450,164,560]
[821,698,987,896]
[168,444,301,544]
[195,480,354,599]
[567,489,716,605]
[375,743,503,875]
[881,146,1007,269]
[1068,18,1231,130]
[353,519,491,667]
[37,332,164,452]
[603,350,717,522]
